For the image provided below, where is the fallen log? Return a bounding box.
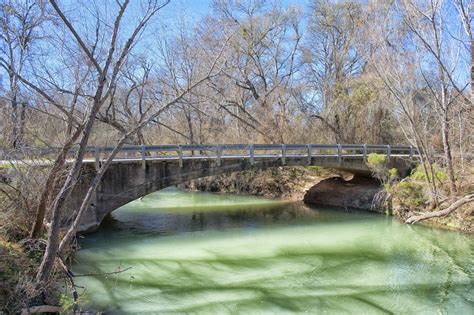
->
[406,193,474,224]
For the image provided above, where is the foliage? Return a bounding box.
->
[389,168,398,180]
[391,180,427,208]
[0,168,56,312]
[0,167,45,240]
[367,153,386,166]
[410,164,447,183]
[59,292,89,314]
[0,0,471,310]
[366,153,389,184]
[59,294,75,314]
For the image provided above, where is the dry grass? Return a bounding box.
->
[0,164,54,313]
[0,238,40,312]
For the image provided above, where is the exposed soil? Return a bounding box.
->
[303,176,384,212]
[179,166,329,201]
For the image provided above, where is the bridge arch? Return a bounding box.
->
[66,144,414,233]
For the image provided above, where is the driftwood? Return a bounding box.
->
[406,193,474,224]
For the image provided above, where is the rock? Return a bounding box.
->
[303,176,384,212]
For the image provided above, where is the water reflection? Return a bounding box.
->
[73,188,474,314]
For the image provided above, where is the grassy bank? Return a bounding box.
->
[366,154,474,233]
[388,167,474,233]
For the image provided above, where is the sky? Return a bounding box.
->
[162,0,309,21]
[0,0,311,90]
[121,0,311,66]
[1,0,468,94]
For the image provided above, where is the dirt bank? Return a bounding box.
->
[179,166,328,201]
[303,176,385,212]
[180,167,386,212]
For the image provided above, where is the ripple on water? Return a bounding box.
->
[72,188,474,314]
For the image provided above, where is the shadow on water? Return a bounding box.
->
[73,188,474,314]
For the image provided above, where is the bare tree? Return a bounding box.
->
[207,0,303,143]
[22,0,172,285]
[301,0,366,143]
[11,0,231,287]
[401,0,471,194]
[0,0,47,148]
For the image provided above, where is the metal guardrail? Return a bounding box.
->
[0,144,418,171]
[86,144,417,171]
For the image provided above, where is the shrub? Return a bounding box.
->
[366,153,388,183]
[367,153,386,166]
[410,164,447,182]
[392,180,427,208]
[389,168,397,177]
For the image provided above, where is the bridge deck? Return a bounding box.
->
[1,144,417,169]
[88,153,413,163]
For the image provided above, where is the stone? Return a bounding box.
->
[303,176,384,212]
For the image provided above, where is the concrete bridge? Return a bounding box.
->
[63,144,416,232]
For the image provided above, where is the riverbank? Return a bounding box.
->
[0,176,66,313]
[0,238,41,311]
[303,176,386,212]
[181,167,389,214]
[180,166,331,201]
[181,166,473,233]
[1,166,471,313]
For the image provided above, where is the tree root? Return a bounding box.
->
[406,193,474,224]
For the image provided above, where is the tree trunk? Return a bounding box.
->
[36,88,104,284]
[30,127,83,238]
[471,39,473,104]
[18,101,26,146]
[441,112,456,195]
[9,75,20,149]
[10,98,18,148]
[406,194,474,224]
[58,135,131,253]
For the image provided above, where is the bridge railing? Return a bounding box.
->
[82,144,417,170]
[0,144,417,170]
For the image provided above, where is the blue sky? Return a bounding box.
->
[163,0,309,20]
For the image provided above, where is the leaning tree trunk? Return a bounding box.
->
[36,87,104,284]
[30,127,83,238]
[406,194,474,224]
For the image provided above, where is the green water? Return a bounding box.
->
[73,188,473,314]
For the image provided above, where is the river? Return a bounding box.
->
[72,187,473,314]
